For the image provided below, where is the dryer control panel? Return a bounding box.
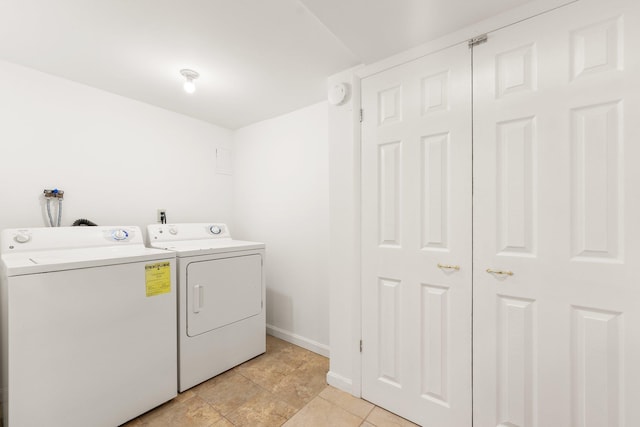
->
[148,223,231,243]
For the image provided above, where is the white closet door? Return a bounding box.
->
[361,43,471,426]
[473,0,640,425]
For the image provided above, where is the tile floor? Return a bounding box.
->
[122,335,418,427]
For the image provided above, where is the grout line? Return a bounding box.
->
[363,404,376,420]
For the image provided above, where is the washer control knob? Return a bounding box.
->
[169,227,178,235]
[112,229,129,241]
[14,233,31,244]
[210,225,222,235]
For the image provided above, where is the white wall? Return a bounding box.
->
[0,60,234,232]
[233,102,330,356]
[326,69,362,392]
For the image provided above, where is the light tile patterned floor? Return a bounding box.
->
[122,335,418,427]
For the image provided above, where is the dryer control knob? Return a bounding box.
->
[169,227,178,235]
[112,229,129,241]
[14,233,30,243]
[210,225,222,235]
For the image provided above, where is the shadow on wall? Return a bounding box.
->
[266,287,293,333]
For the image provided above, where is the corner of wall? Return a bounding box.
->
[327,64,363,397]
[326,371,353,394]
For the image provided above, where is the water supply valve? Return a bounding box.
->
[44,188,64,199]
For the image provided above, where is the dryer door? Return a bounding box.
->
[186,254,262,337]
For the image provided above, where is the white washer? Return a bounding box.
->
[0,226,177,427]
[147,223,265,392]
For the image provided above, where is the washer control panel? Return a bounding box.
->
[111,229,130,241]
[1,226,143,253]
[13,231,32,244]
[104,227,136,243]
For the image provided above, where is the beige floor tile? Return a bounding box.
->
[136,398,183,426]
[266,339,322,369]
[120,336,334,427]
[165,396,223,427]
[319,386,375,419]
[195,371,264,415]
[140,415,174,427]
[210,418,235,427]
[191,368,237,395]
[360,422,376,427]
[266,334,290,353]
[120,418,143,426]
[365,407,419,427]
[270,361,328,409]
[174,389,197,403]
[225,388,298,427]
[283,395,363,427]
[234,352,298,391]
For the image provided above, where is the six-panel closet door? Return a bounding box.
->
[472,0,640,425]
[362,0,640,425]
[361,44,472,426]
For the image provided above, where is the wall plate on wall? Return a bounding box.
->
[328,83,348,106]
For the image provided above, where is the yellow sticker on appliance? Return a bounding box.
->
[145,262,171,297]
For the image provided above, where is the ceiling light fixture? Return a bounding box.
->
[180,69,199,94]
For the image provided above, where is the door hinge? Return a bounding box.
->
[468,34,488,48]
[360,340,363,352]
[360,109,363,123]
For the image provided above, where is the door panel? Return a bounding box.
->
[361,43,471,427]
[473,0,640,425]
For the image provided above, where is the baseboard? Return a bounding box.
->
[326,371,354,394]
[266,324,330,357]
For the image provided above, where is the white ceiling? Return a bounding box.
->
[0,0,533,129]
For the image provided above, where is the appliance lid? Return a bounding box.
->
[2,245,174,276]
[148,238,265,257]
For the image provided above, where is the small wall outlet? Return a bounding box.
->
[157,209,167,224]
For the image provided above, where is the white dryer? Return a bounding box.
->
[0,226,177,427]
[147,223,265,392]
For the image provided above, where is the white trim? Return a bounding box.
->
[326,371,354,394]
[351,74,363,399]
[356,0,578,79]
[266,324,330,357]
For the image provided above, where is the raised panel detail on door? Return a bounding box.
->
[497,296,537,427]
[571,306,622,427]
[362,42,471,427]
[422,71,449,114]
[379,142,402,247]
[379,277,402,387]
[379,85,402,125]
[474,0,640,426]
[496,117,536,256]
[496,44,537,98]
[570,101,622,261]
[421,133,449,251]
[421,284,449,406]
[571,17,623,80]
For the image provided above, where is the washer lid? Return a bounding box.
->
[2,245,174,276]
